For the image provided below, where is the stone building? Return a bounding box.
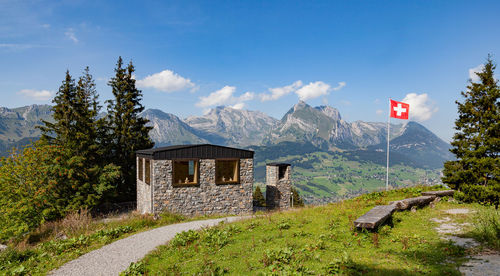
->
[136,144,254,216]
[266,163,291,210]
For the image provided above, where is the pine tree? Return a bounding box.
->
[107,57,154,201]
[38,69,119,210]
[39,71,78,146]
[253,186,266,207]
[442,56,500,208]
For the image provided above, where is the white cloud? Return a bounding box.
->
[332,81,346,91]
[295,81,331,101]
[376,109,384,115]
[18,89,53,101]
[65,28,78,43]
[402,93,438,121]
[231,103,245,109]
[136,70,196,92]
[295,81,346,101]
[238,91,255,102]
[197,86,235,107]
[196,86,254,108]
[259,80,303,101]
[469,64,484,82]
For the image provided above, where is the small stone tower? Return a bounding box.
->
[266,163,291,210]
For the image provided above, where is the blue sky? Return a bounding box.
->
[1,0,500,142]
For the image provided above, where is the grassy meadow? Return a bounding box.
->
[132,186,497,275]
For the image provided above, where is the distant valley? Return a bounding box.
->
[0,102,453,203]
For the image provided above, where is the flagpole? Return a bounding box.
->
[386,98,390,191]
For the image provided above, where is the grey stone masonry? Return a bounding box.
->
[136,157,152,214]
[266,164,291,210]
[139,158,253,216]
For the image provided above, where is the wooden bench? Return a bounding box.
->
[389,195,436,211]
[354,190,455,230]
[353,205,397,229]
[421,190,455,197]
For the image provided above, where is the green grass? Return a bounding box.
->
[136,186,493,275]
[0,212,226,275]
[467,207,500,250]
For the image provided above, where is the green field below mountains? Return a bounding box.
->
[253,147,442,204]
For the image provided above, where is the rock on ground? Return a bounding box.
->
[460,254,500,276]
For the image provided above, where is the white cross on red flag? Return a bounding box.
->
[390,99,409,120]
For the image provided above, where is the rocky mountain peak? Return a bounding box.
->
[293,100,308,111]
[185,106,277,146]
[315,105,341,121]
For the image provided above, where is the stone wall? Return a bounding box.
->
[136,157,152,214]
[147,158,253,216]
[266,165,291,210]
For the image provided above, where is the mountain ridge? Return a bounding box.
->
[0,102,453,170]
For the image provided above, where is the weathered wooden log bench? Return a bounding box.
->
[389,195,436,211]
[354,190,455,230]
[421,190,455,197]
[353,205,397,229]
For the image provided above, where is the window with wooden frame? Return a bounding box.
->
[173,160,199,186]
[138,158,144,181]
[145,159,151,185]
[216,159,240,184]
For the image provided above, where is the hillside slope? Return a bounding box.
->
[138,186,491,275]
[0,105,52,155]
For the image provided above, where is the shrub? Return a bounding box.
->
[277,220,291,230]
[262,247,295,267]
[470,207,500,250]
[121,261,145,276]
[202,228,230,249]
[0,144,119,242]
[170,230,200,247]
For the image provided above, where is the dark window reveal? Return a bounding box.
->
[216,159,239,184]
[173,160,199,186]
[138,158,143,181]
[145,159,151,185]
[278,166,287,180]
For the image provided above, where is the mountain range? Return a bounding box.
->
[0,102,453,170]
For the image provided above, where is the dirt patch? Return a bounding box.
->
[445,208,473,215]
[432,208,499,276]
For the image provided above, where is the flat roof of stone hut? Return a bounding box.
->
[267,162,291,166]
[136,144,254,160]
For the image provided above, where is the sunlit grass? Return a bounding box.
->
[137,186,487,275]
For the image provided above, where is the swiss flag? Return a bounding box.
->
[390,99,409,120]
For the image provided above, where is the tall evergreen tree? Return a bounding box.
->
[39,69,119,210]
[442,56,500,208]
[107,57,154,201]
[39,71,78,146]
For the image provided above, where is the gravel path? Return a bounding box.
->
[50,216,250,276]
[432,208,500,276]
